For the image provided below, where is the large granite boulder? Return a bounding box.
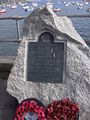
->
[7,5,90,120]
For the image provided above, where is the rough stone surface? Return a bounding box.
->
[7,5,90,120]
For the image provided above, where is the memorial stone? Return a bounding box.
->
[7,5,90,120]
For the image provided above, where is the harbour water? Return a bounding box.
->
[0,1,90,56]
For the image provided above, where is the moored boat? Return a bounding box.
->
[87,7,90,12]
[79,3,83,7]
[58,1,61,4]
[0,8,6,14]
[20,3,27,7]
[32,3,38,7]
[11,5,17,9]
[77,6,82,9]
[64,1,67,4]
[54,8,61,12]
[23,5,29,12]
[65,4,69,7]
[85,2,88,4]
[72,2,75,5]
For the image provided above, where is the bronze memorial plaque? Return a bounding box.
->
[26,42,65,83]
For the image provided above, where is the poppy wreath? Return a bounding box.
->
[15,98,79,120]
[47,98,79,120]
[15,98,47,120]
